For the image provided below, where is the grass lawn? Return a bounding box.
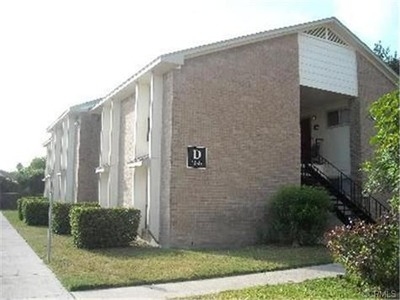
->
[3,210,332,291]
[187,277,367,299]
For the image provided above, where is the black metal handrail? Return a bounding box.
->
[308,155,390,222]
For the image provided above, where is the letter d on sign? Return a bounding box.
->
[193,149,202,160]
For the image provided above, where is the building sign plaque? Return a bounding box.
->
[187,146,206,169]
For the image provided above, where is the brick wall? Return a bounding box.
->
[76,113,101,202]
[160,72,174,246]
[162,34,300,247]
[119,95,135,207]
[350,55,397,185]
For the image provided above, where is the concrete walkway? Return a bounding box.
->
[1,211,345,300]
[0,212,72,300]
[72,263,345,299]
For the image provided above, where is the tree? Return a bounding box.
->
[14,157,46,196]
[373,41,399,75]
[363,90,399,210]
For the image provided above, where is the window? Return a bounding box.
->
[327,109,350,127]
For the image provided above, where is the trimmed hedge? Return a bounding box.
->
[52,202,100,235]
[266,185,331,246]
[70,207,141,249]
[17,196,48,221]
[22,199,49,226]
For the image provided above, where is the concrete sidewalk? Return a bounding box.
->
[0,212,72,300]
[72,263,345,299]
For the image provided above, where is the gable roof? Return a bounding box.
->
[47,98,102,132]
[94,17,398,109]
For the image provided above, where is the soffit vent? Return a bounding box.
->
[303,26,348,46]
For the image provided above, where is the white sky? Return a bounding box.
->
[0,0,398,171]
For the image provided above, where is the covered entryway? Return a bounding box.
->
[300,86,353,176]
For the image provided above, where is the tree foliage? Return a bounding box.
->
[363,90,399,210]
[373,41,399,75]
[13,157,46,196]
[326,213,399,293]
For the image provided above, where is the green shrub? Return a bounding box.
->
[52,202,100,235]
[22,199,49,226]
[17,196,47,221]
[266,185,331,245]
[17,198,24,220]
[325,213,399,293]
[70,207,141,249]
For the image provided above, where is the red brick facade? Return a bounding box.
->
[160,34,300,247]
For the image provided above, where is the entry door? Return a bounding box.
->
[301,118,312,163]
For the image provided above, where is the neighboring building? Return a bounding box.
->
[44,99,101,203]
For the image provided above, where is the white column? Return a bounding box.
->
[147,73,163,241]
[98,104,111,207]
[66,115,77,202]
[133,82,150,231]
[101,104,111,166]
[54,127,62,200]
[62,118,70,202]
[109,99,121,207]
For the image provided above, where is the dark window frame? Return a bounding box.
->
[327,108,350,128]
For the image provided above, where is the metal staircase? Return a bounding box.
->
[301,155,390,225]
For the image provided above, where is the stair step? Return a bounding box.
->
[301,159,386,225]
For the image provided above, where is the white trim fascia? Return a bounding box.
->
[46,109,71,132]
[162,18,337,61]
[47,99,101,132]
[92,55,185,111]
[42,137,52,147]
[92,57,162,111]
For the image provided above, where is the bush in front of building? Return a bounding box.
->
[325,213,399,293]
[17,198,24,220]
[22,198,49,226]
[17,196,48,221]
[52,201,100,235]
[70,206,141,249]
[266,185,331,245]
